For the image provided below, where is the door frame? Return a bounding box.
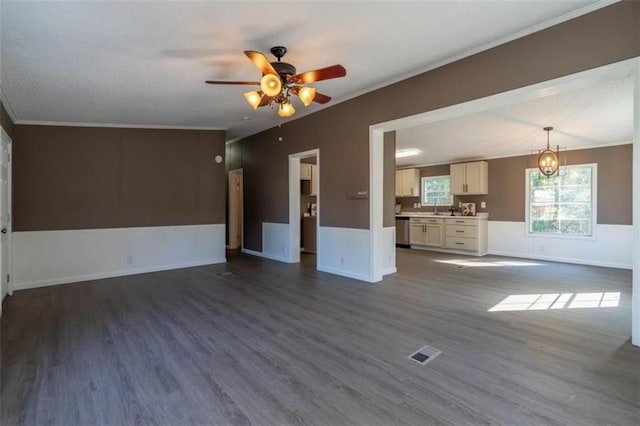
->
[0,126,13,302]
[228,168,243,250]
[288,149,319,264]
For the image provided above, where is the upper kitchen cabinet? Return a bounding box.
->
[395,168,420,197]
[450,161,488,195]
[301,163,318,196]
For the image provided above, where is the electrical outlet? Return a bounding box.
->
[340,257,344,265]
[481,201,486,208]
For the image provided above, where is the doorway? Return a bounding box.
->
[228,169,243,250]
[369,58,640,345]
[0,127,12,308]
[288,149,319,265]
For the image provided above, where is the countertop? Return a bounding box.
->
[396,212,489,219]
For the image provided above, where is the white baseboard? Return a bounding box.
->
[13,224,227,290]
[241,247,290,263]
[317,264,372,282]
[382,267,397,275]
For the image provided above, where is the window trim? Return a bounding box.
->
[421,175,453,206]
[525,163,597,240]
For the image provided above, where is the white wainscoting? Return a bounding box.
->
[317,226,372,282]
[382,226,396,276]
[242,222,292,263]
[488,221,633,269]
[12,224,227,290]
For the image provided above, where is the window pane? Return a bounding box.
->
[422,176,452,205]
[528,166,594,237]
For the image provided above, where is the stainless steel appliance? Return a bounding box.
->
[395,217,410,247]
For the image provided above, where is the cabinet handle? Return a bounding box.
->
[455,220,464,223]
[456,230,464,233]
[455,242,464,245]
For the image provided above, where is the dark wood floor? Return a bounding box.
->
[2,249,638,425]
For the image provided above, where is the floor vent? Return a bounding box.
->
[408,345,442,365]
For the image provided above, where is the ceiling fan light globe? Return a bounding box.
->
[298,87,316,106]
[243,91,262,110]
[260,74,282,97]
[278,102,295,118]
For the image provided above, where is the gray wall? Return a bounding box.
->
[398,144,633,225]
[13,125,227,231]
[230,2,639,251]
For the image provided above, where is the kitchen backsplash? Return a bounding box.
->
[396,195,489,214]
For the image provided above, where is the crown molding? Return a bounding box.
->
[13,120,227,131]
[0,83,18,123]
[326,0,619,111]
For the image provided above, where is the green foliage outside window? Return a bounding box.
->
[422,176,452,205]
[529,166,593,236]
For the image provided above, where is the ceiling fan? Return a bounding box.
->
[206,46,346,117]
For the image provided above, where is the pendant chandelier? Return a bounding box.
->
[538,126,560,177]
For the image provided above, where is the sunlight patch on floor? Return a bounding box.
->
[489,292,620,312]
[435,259,543,267]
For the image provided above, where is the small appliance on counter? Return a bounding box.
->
[395,203,402,214]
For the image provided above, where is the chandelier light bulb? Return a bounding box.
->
[260,74,282,97]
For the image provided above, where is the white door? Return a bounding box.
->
[0,130,12,302]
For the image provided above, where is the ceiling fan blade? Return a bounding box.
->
[257,95,271,107]
[244,51,278,75]
[292,65,346,84]
[205,80,259,85]
[312,92,332,104]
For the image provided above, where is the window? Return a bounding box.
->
[526,164,596,237]
[421,175,452,206]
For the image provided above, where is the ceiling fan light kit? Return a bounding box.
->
[206,46,346,118]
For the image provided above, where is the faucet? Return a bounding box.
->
[433,201,438,215]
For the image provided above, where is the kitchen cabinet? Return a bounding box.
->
[300,164,318,196]
[450,161,488,195]
[302,216,317,253]
[444,217,487,255]
[409,217,444,247]
[395,168,420,197]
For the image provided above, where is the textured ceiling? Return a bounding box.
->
[395,74,634,167]
[0,0,604,140]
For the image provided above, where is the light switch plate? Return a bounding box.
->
[481,201,486,208]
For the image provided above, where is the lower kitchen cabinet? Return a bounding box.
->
[409,216,488,255]
[409,218,444,247]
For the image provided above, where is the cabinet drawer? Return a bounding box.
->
[445,236,479,251]
[410,217,444,224]
[447,218,477,226]
[446,225,478,238]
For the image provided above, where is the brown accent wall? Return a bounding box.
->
[13,125,226,231]
[0,101,14,140]
[399,144,632,225]
[231,2,639,252]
